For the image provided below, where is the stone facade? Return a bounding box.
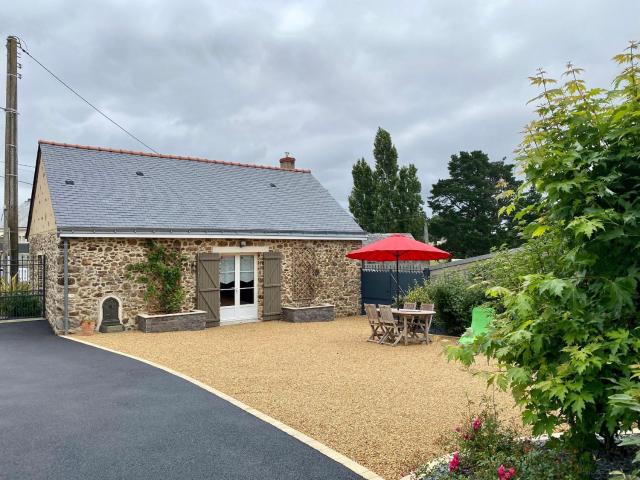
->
[28,235,361,333]
[28,232,64,332]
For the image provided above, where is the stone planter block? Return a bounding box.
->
[137,310,207,333]
[282,304,335,323]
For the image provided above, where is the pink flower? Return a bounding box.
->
[498,465,516,480]
[449,452,460,472]
[472,417,483,432]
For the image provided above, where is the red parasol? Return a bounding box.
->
[346,234,451,302]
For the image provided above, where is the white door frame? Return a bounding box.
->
[220,254,258,324]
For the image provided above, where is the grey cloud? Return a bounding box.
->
[3,0,639,211]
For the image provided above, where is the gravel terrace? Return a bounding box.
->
[82,316,519,479]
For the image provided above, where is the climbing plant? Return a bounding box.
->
[127,241,187,313]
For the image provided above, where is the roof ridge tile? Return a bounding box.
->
[37,139,312,173]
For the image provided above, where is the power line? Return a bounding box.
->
[0,175,32,186]
[18,163,34,169]
[17,40,159,154]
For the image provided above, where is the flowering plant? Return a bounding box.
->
[472,418,483,433]
[413,401,582,479]
[497,465,516,480]
[448,452,460,472]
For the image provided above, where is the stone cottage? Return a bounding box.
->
[26,140,365,333]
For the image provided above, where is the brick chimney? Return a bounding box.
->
[279,153,296,170]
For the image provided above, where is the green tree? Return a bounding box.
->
[397,163,426,239]
[448,42,640,460]
[349,128,426,238]
[348,158,377,233]
[428,151,525,258]
[371,128,399,232]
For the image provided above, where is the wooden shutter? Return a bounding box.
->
[263,251,282,321]
[197,253,220,327]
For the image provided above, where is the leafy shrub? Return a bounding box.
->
[0,293,43,317]
[127,241,187,313]
[414,402,582,479]
[405,239,556,336]
[448,43,640,457]
[405,271,485,335]
[467,238,559,294]
[609,364,640,479]
[0,276,42,317]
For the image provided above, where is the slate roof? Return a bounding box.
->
[30,141,365,239]
[363,233,414,245]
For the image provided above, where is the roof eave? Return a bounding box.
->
[57,226,366,241]
[24,146,42,240]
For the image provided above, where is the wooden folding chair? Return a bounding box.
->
[413,303,435,343]
[364,303,384,343]
[379,305,401,346]
[403,302,417,334]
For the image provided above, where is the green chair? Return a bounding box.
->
[459,307,494,345]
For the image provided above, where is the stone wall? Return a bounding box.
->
[43,237,361,332]
[28,232,64,332]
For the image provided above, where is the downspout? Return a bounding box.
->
[63,238,69,335]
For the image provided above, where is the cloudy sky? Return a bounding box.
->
[4,1,640,212]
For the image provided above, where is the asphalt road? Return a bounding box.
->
[0,320,364,480]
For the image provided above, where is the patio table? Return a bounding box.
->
[377,308,436,346]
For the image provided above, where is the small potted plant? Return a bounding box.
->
[79,319,95,335]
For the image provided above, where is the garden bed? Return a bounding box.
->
[411,403,639,480]
[136,310,207,333]
[414,440,639,480]
[281,304,335,322]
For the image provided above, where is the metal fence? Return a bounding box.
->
[0,256,46,320]
[360,267,428,311]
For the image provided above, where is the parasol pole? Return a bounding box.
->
[395,252,400,306]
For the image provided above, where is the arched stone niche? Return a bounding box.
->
[97,295,124,333]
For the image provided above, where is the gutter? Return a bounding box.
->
[57,229,366,242]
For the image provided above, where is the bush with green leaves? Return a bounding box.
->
[127,241,187,314]
[405,271,485,335]
[405,240,554,335]
[0,275,42,317]
[467,238,560,294]
[609,364,640,479]
[447,42,640,459]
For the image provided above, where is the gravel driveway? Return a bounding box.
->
[83,316,520,479]
[0,320,363,480]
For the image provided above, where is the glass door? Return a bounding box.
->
[219,256,236,309]
[220,255,257,323]
[239,255,255,307]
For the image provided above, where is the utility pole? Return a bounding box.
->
[4,36,19,278]
[423,217,429,244]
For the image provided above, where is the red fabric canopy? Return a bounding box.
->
[346,234,451,262]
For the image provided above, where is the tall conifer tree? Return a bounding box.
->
[428,150,526,257]
[349,128,426,239]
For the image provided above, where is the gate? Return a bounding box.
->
[361,267,427,311]
[0,256,46,320]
